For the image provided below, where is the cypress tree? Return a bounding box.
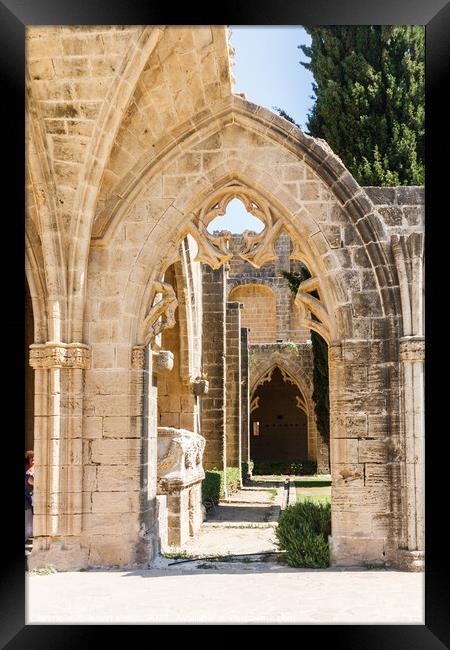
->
[298,26,424,186]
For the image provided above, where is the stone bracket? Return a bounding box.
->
[131,346,174,371]
[29,342,90,369]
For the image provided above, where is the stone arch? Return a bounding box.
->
[82,97,404,568]
[250,364,311,465]
[249,356,321,466]
[91,95,399,325]
[26,87,67,341]
[228,283,277,344]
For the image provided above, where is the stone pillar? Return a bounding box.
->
[274,233,292,341]
[396,336,425,570]
[28,342,90,571]
[240,327,251,477]
[391,232,424,571]
[226,302,242,475]
[328,339,394,567]
[201,264,226,470]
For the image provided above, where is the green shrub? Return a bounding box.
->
[276,500,331,568]
[225,466,240,494]
[202,467,240,508]
[253,459,317,476]
[202,470,222,508]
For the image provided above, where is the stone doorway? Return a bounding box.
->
[250,366,308,464]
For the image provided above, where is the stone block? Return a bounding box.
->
[332,486,389,513]
[83,417,103,439]
[87,537,137,567]
[332,463,364,486]
[358,440,387,464]
[331,439,359,464]
[103,416,138,438]
[331,511,372,536]
[91,439,141,465]
[330,535,386,566]
[83,512,140,536]
[91,491,140,513]
[96,465,140,492]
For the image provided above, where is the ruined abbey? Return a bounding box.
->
[25,26,424,572]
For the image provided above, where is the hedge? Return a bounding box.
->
[252,459,317,476]
[202,467,240,509]
[276,499,331,568]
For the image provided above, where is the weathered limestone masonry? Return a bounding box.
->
[201,265,227,470]
[225,301,242,472]
[240,327,250,475]
[26,26,424,571]
[228,232,309,344]
[226,231,327,470]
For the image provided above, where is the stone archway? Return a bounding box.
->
[27,76,423,571]
[250,365,310,464]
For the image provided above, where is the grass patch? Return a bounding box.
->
[276,500,331,568]
[28,566,57,576]
[162,550,198,560]
[297,494,331,504]
[295,480,331,488]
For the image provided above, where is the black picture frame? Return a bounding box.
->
[2,0,448,645]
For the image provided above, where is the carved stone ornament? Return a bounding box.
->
[29,342,90,370]
[153,350,174,372]
[143,280,178,345]
[131,345,146,369]
[157,427,206,490]
[400,337,425,362]
[188,184,288,269]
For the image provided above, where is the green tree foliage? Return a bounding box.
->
[281,270,330,446]
[299,26,424,186]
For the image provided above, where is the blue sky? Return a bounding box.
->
[208,26,314,234]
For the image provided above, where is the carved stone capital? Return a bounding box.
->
[131,345,146,369]
[153,350,174,372]
[29,342,90,370]
[400,337,425,362]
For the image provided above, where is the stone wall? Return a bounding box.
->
[225,302,242,469]
[200,265,226,470]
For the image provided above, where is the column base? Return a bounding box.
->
[27,538,88,572]
[329,535,387,566]
[390,549,425,572]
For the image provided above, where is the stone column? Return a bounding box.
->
[391,232,424,570]
[28,342,90,571]
[328,339,394,567]
[396,336,425,570]
[201,264,226,471]
[132,346,175,561]
[226,301,242,477]
[240,327,251,477]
